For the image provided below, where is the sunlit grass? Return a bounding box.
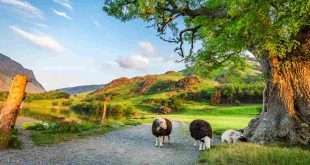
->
[197,143,310,165]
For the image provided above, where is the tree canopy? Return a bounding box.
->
[103,0,310,71]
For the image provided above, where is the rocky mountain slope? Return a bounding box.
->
[58,84,106,95]
[0,53,45,93]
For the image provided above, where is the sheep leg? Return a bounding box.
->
[205,137,211,149]
[168,135,172,144]
[159,136,163,147]
[202,142,206,150]
[232,137,238,144]
[155,137,159,146]
[163,136,165,143]
[199,141,203,151]
[194,140,198,147]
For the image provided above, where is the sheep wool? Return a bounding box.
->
[221,130,247,143]
[152,118,172,147]
[189,119,212,150]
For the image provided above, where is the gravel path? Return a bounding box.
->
[0,121,219,165]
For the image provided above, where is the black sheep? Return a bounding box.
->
[189,119,212,150]
[152,118,172,147]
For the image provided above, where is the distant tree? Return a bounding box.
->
[103,0,310,145]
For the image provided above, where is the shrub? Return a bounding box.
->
[23,121,96,134]
[142,98,161,105]
[7,136,22,149]
[107,104,124,120]
[216,83,264,104]
[0,91,8,101]
[62,99,73,106]
[71,102,103,115]
[156,97,184,113]
[124,107,135,118]
[26,90,70,101]
[23,121,48,131]
[178,90,212,102]
[235,100,241,105]
[52,101,58,106]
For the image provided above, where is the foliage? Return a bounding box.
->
[218,83,265,104]
[71,102,137,119]
[178,90,212,102]
[160,97,183,112]
[52,101,58,106]
[7,136,22,149]
[25,90,70,102]
[0,91,8,101]
[62,99,73,106]
[197,143,310,165]
[23,121,96,134]
[107,104,124,120]
[71,102,103,115]
[102,0,310,72]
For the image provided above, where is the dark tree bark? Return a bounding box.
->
[244,28,310,146]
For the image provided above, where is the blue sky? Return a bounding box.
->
[0,0,185,90]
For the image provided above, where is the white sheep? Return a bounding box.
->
[221,130,247,143]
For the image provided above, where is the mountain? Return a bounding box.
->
[59,84,106,95]
[89,59,263,98]
[0,53,45,93]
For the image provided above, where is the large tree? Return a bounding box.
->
[102,0,310,145]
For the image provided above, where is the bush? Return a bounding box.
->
[23,121,96,134]
[217,83,264,104]
[7,136,22,149]
[62,99,73,106]
[124,107,135,118]
[107,104,124,120]
[178,90,212,102]
[0,91,8,101]
[52,101,58,106]
[235,100,241,105]
[156,97,184,113]
[71,102,103,115]
[26,90,70,101]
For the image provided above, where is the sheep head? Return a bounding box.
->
[156,118,167,131]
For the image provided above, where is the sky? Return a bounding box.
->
[0,0,185,90]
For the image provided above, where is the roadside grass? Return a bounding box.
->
[27,119,142,146]
[197,143,310,165]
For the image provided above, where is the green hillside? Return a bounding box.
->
[85,59,263,115]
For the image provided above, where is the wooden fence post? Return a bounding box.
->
[0,75,28,149]
[101,95,111,126]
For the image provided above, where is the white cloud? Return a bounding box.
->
[116,55,149,70]
[52,9,72,20]
[0,0,44,19]
[10,26,65,53]
[139,41,156,57]
[53,0,73,10]
[94,19,101,28]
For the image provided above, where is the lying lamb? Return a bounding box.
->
[221,130,248,143]
[152,118,172,147]
[189,119,212,151]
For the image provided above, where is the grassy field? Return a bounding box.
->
[162,103,260,135]
[197,143,310,165]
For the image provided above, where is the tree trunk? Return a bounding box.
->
[0,75,28,149]
[245,28,310,146]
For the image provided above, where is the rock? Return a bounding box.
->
[173,76,201,91]
[158,106,172,114]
